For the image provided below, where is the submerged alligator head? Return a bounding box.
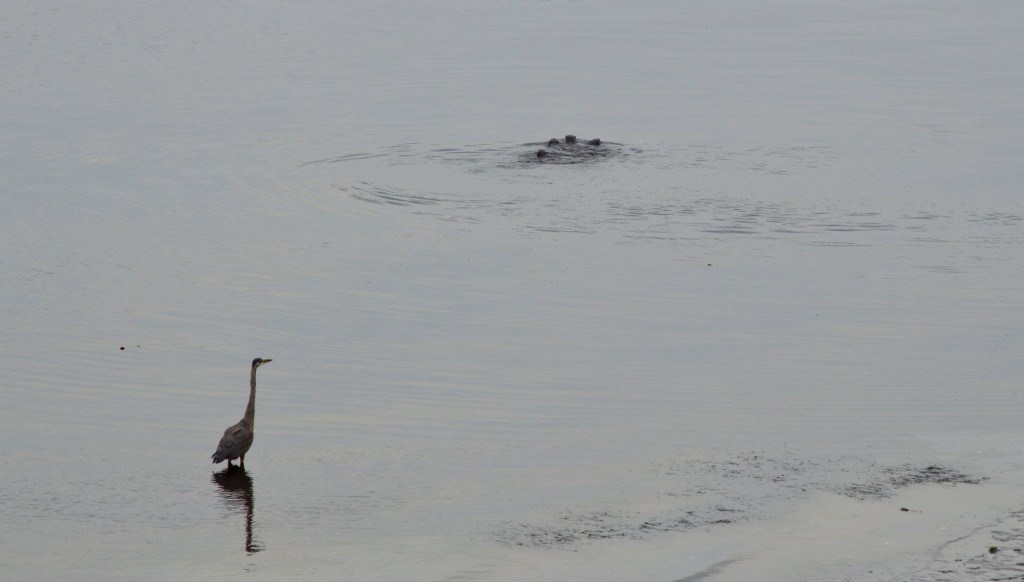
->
[535,134,605,161]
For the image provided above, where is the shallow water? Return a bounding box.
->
[3,1,1024,580]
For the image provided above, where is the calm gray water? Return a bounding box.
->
[3,1,1024,580]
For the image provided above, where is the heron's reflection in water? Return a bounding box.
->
[212,465,263,554]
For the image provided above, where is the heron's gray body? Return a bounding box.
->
[212,358,271,467]
[212,419,255,465]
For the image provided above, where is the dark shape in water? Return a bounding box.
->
[213,465,263,554]
[533,134,606,162]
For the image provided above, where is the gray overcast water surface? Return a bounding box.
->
[3,1,1024,580]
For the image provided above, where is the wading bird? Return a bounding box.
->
[212,358,272,468]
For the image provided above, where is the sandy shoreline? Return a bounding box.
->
[690,480,1024,581]
[484,456,1024,582]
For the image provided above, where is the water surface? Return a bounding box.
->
[3,1,1024,580]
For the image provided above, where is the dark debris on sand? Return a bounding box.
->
[901,510,1024,581]
[837,464,985,501]
[495,453,986,549]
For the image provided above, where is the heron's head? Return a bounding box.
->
[252,357,272,368]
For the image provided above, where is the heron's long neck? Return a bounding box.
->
[243,366,257,426]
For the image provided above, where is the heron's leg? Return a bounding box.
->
[240,454,245,468]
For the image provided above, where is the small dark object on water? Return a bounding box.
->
[120,346,125,351]
[900,507,909,512]
[533,135,607,162]
[989,546,999,554]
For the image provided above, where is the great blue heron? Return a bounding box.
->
[212,358,272,468]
